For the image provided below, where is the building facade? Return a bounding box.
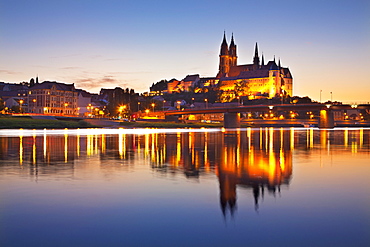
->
[217,33,293,99]
[166,33,293,101]
[28,81,79,115]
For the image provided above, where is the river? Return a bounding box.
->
[0,127,369,246]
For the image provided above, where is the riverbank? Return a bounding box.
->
[1,116,369,129]
[0,116,228,129]
[0,116,97,129]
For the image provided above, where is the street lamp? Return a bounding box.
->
[151,103,155,112]
[118,105,126,119]
[19,99,24,113]
[204,98,208,109]
[162,100,166,111]
[64,103,68,115]
[87,104,92,117]
[137,102,141,112]
[32,98,36,113]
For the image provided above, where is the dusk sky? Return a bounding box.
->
[1,0,369,102]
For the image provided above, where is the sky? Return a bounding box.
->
[0,0,369,102]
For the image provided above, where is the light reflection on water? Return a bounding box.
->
[0,127,369,247]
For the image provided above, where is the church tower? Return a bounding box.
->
[219,32,230,75]
[253,42,260,70]
[229,33,237,67]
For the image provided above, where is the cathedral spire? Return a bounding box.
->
[278,58,281,68]
[229,33,237,67]
[253,42,260,68]
[230,33,235,46]
[218,31,230,76]
[261,53,265,67]
[254,42,259,57]
[220,31,229,55]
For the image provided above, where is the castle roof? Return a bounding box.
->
[238,70,270,79]
[220,61,292,80]
[182,74,200,82]
[265,61,279,70]
[228,64,254,77]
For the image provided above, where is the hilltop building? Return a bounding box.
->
[166,33,293,101]
[217,33,292,100]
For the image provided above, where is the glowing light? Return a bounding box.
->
[119,133,124,158]
[19,130,23,165]
[32,134,36,165]
[290,128,295,150]
[43,129,47,158]
[64,129,68,162]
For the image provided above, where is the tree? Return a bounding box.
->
[0,98,5,111]
[150,79,169,92]
[234,80,250,97]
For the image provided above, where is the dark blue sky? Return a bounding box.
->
[1,0,369,101]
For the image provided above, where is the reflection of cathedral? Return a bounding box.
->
[1,128,368,216]
[217,130,293,215]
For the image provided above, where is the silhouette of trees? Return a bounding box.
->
[0,98,5,111]
[104,87,138,117]
[150,79,170,92]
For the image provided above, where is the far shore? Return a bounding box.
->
[1,116,369,129]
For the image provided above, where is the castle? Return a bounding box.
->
[167,33,293,101]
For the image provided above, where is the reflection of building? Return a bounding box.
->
[1,128,369,216]
[217,130,293,215]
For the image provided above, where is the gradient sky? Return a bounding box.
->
[1,0,369,102]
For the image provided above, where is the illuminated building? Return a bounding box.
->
[28,81,79,115]
[217,33,293,99]
[166,33,293,100]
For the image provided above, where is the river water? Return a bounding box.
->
[0,127,369,247]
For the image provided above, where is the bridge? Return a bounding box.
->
[164,103,370,128]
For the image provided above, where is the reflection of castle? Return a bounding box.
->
[143,129,293,215]
[217,130,293,215]
[1,128,369,215]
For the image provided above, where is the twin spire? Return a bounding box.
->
[219,32,281,74]
[220,31,236,56]
[221,32,262,66]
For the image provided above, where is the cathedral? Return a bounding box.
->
[167,33,293,100]
[217,32,293,99]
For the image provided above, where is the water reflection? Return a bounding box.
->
[0,127,369,216]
